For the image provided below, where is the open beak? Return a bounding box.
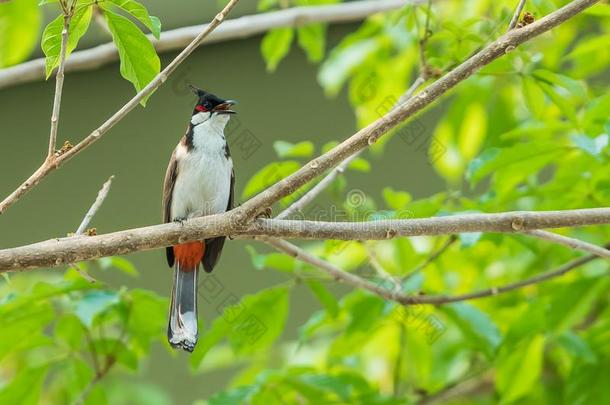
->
[213,100,237,115]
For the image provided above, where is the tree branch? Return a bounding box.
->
[261,235,608,306]
[0,208,608,272]
[0,0,241,215]
[48,13,71,159]
[508,0,528,30]
[75,175,114,235]
[236,0,601,222]
[524,229,610,259]
[0,0,414,91]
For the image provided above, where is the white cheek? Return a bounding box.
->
[191,112,210,125]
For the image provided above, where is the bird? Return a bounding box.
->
[162,86,236,352]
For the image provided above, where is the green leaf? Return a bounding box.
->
[348,157,370,172]
[0,366,48,405]
[106,0,161,39]
[74,290,120,327]
[442,302,501,358]
[466,142,564,186]
[41,5,92,78]
[55,314,85,350]
[227,286,290,355]
[97,256,139,276]
[297,23,326,63]
[570,134,609,157]
[496,335,545,404]
[382,187,412,210]
[457,103,487,160]
[126,289,166,349]
[0,0,41,68]
[522,76,546,117]
[242,161,300,198]
[261,28,294,72]
[273,140,314,158]
[305,280,339,317]
[102,7,160,103]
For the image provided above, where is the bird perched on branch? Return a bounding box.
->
[162,86,236,352]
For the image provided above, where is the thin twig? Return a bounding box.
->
[524,229,610,259]
[262,236,607,306]
[76,176,114,235]
[402,234,457,280]
[508,0,528,30]
[48,13,71,159]
[68,176,115,282]
[0,0,241,215]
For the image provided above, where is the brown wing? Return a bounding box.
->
[202,168,234,273]
[163,147,179,267]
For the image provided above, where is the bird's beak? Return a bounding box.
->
[213,100,237,115]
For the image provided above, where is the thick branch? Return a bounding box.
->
[0,0,241,215]
[0,208,608,272]
[237,0,600,220]
[0,0,413,90]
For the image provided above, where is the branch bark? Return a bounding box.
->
[0,0,414,91]
[0,208,608,272]
[0,0,241,215]
[525,229,610,259]
[48,13,71,159]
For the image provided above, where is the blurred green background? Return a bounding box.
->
[0,13,442,402]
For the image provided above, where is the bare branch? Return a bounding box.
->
[261,235,607,306]
[75,176,114,235]
[0,0,241,215]
[237,0,601,222]
[0,208,608,272]
[508,0,528,30]
[402,234,457,280]
[524,229,610,259]
[48,14,71,159]
[0,0,414,91]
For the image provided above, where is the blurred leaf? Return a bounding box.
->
[458,103,487,160]
[74,290,120,327]
[382,187,412,210]
[107,0,161,39]
[496,335,545,404]
[466,142,564,186]
[243,161,300,198]
[98,256,139,276]
[566,360,610,405]
[261,28,294,72]
[102,7,160,103]
[570,134,609,158]
[227,286,290,355]
[0,0,41,68]
[0,366,48,405]
[305,280,339,317]
[273,140,314,158]
[126,289,166,349]
[297,23,326,63]
[442,302,501,358]
[348,157,371,172]
[41,5,92,78]
[55,313,85,350]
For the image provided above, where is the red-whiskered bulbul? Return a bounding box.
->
[162,86,236,352]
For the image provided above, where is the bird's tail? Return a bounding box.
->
[168,241,204,352]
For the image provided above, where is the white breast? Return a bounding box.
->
[170,117,232,220]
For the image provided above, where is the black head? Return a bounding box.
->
[189,85,236,115]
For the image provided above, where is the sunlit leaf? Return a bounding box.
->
[261,28,294,72]
[41,5,92,78]
[0,0,41,68]
[102,7,160,103]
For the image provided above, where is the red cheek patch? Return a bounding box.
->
[195,105,207,112]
